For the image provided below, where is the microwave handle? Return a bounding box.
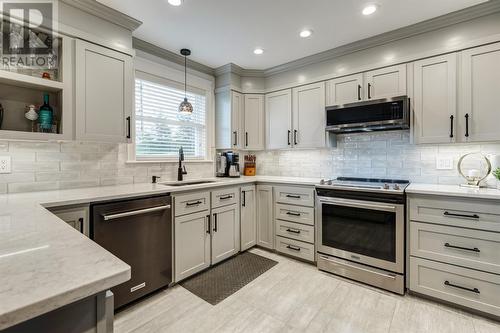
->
[318,197,397,212]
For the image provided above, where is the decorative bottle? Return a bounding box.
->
[38,93,53,133]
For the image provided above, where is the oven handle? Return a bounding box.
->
[318,197,398,212]
[319,255,397,280]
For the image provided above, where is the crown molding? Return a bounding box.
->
[263,0,500,77]
[133,37,215,76]
[60,0,142,31]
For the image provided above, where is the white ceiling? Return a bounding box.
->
[98,0,488,70]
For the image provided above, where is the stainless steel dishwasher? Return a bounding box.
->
[91,195,172,309]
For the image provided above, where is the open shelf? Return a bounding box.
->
[0,71,64,92]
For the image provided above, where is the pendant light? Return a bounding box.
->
[179,48,193,114]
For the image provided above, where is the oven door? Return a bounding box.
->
[317,196,404,273]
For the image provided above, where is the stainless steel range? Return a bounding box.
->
[316,177,410,294]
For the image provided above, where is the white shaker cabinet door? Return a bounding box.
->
[256,185,274,250]
[243,94,265,150]
[292,82,326,149]
[75,40,133,143]
[240,185,257,251]
[174,211,211,282]
[413,53,457,144]
[364,64,407,100]
[231,91,244,149]
[266,89,292,150]
[460,42,500,142]
[325,73,363,106]
[211,204,240,265]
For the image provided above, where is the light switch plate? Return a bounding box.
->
[0,156,12,174]
[436,157,454,170]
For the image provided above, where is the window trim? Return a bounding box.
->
[128,57,215,163]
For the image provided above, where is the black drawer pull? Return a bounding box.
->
[286,212,301,217]
[213,213,218,232]
[286,194,301,199]
[219,195,232,200]
[186,200,202,206]
[286,245,301,251]
[465,113,470,138]
[357,84,361,101]
[206,215,211,234]
[242,191,246,207]
[449,115,454,138]
[233,131,238,146]
[444,243,480,253]
[444,280,480,294]
[444,211,479,219]
[286,228,301,234]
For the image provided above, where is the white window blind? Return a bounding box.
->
[135,77,207,159]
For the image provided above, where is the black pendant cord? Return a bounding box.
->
[184,55,187,99]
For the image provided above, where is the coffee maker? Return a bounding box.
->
[216,151,240,178]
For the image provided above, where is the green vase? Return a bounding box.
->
[38,93,53,132]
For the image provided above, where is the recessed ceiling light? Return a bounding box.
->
[254,48,264,55]
[168,0,182,6]
[362,4,378,16]
[299,29,313,38]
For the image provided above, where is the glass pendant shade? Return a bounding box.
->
[179,48,193,114]
[179,97,193,114]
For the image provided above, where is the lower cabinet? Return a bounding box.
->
[256,185,274,249]
[240,185,257,251]
[49,205,89,237]
[174,211,211,282]
[211,204,240,265]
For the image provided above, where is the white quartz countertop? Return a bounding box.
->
[0,176,318,329]
[406,183,500,200]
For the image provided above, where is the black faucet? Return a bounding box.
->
[178,147,187,181]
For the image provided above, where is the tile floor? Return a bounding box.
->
[115,248,500,333]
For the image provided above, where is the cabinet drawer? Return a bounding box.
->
[174,191,210,216]
[410,222,500,275]
[211,187,239,208]
[275,203,314,226]
[409,195,500,232]
[274,186,314,207]
[410,257,500,317]
[275,220,314,243]
[275,236,315,262]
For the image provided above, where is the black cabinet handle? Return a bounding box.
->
[450,115,454,138]
[286,194,301,199]
[286,228,301,234]
[242,191,246,207]
[357,84,362,101]
[444,242,480,253]
[233,131,238,146]
[287,130,291,146]
[220,195,232,200]
[78,218,84,233]
[286,245,301,251]
[367,83,372,99]
[206,215,211,234]
[465,113,470,138]
[245,132,249,147]
[444,280,480,294]
[186,200,202,207]
[213,213,218,232]
[293,130,298,145]
[126,116,131,139]
[443,211,479,219]
[286,212,301,217]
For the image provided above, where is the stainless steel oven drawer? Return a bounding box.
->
[410,257,500,317]
[274,203,314,226]
[410,222,500,275]
[409,195,500,232]
[275,236,315,262]
[275,220,314,243]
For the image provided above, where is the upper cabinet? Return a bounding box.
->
[460,42,500,143]
[266,89,292,150]
[75,40,134,143]
[292,82,326,149]
[243,94,265,150]
[364,64,407,100]
[231,92,244,149]
[413,54,457,144]
[326,73,363,106]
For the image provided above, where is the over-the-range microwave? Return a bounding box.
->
[325,96,410,134]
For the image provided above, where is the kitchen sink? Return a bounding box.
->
[160,180,218,187]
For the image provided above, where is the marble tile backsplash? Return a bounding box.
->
[253,131,500,188]
[0,141,214,194]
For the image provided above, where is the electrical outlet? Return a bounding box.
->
[0,156,12,174]
[436,157,454,170]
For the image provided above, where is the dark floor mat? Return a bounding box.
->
[180,251,278,305]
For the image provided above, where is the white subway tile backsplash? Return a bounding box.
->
[8,181,59,193]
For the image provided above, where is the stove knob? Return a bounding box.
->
[383,183,390,190]
[320,179,325,185]
[394,184,400,191]
[327,179,333,185]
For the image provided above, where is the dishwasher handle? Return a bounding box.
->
[102,205,171,221]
